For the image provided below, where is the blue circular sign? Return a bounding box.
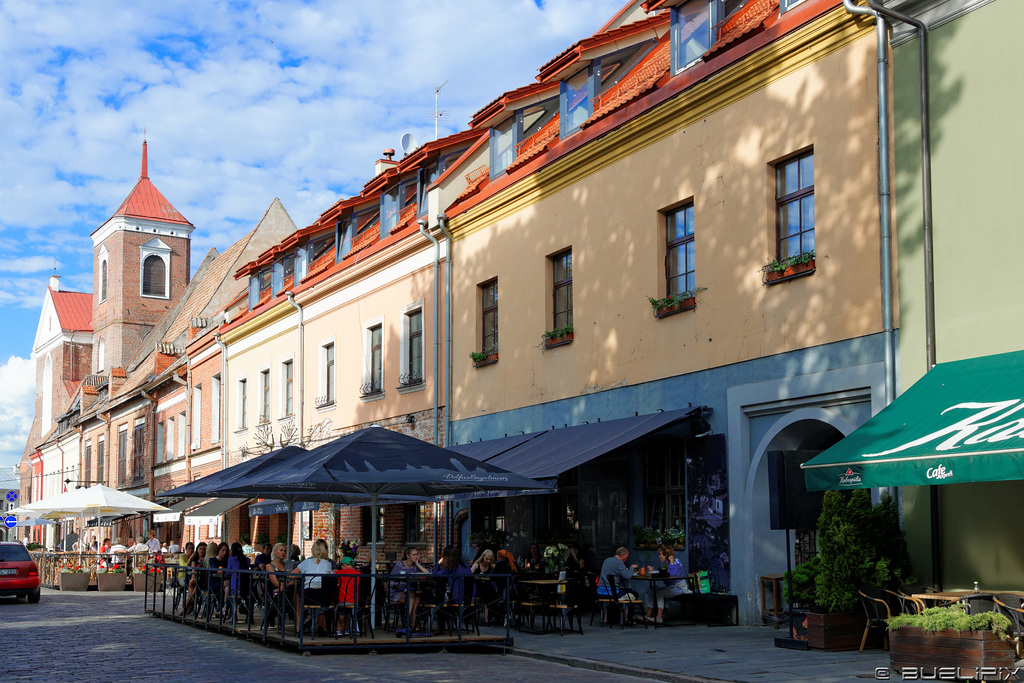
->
[5,491,17,503]
[3,516,16,529]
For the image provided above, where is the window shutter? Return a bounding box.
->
[142,255,166,296]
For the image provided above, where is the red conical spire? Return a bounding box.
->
[141,139,148,179]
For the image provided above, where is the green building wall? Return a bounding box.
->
[893,0,1024,590]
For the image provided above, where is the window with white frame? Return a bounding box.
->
[192,385,202,445]
[281,359,294,417]
[237,377,248,430]
[362,320,384,396]
[400,304,424,387]
[211,375,221,443]
[177,411,186,457]
[318,340,335,408]
[100,258,108,302]
[140,238,172,299]
[156,421,164,465]
[166,416,175,461]
[259,369,271,423]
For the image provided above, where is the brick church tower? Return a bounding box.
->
[91,141,193,372]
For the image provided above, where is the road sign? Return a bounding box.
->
[3,515,16,529]
[5,490,17,503]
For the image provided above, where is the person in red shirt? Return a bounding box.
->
[335,556,361,636]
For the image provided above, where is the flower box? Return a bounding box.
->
[764,258,815,285]
[472,352,498,368]
[58,572,90,592]
[654,297,696,318]
[96,572,127,592]
[543,331,573,349]
[802,610,869,651]
[889,627,1014,673]
[131,572,157,592]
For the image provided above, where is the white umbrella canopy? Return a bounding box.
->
[10,485,170,558]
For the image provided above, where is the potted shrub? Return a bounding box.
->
[632,525,685,548]
[648,288,705,318]
[470,348,498,367]
[888,604,1014,672]
[785,491,913,651]
[58,565,90,592]
[97,565,127,592]
[543,325,573,349]
[763,250,815,285]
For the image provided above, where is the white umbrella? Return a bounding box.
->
[10,484,170,563]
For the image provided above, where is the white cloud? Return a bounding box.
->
[0,355,34,479]
[0,256,60,274]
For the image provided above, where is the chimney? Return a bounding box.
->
[81,384,99,413]
[49,275,60,292]
[109,367,126,394]
[155,351,177,376]
[374,148,398,176]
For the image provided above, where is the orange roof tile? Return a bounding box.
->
[537,14,668,83]
[706,0,779,57]
[111,142,191,226]
[470,82,560,129]
[582,40,671,129]
[50,289,93,332]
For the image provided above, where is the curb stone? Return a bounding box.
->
[497,645,728,683]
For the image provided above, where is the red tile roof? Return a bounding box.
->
[537,14,668,83]
[111,141,192,226]
[50,289,93,332]
[583,39,671,129]
[470,82,559,129]
[507,116,561,173]
[706,0,779,57]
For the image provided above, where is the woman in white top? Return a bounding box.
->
[292,539,334,634]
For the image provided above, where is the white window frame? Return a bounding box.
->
[317,337,336,409]
[192,384,202,447]
[98,244,109,303]
[166,416,175,461]
[139,238,172,299]
[176,412,186,457]
[258,365,271,423]
[236,376,248,431]
[399,301,425,392]
[211,375,221,443]
[361,316,385,400]
[279,356,295,419]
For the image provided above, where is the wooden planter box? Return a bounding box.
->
[653,297,696,318]
[58,572,90,592]
[544,332,573,349]
[96,572,127,592]
[802,610,871,651]
[131,572,156,592]
[765,258,815,285]
[890,628,1014,676]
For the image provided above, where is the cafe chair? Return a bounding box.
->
[960,593,995,616]
[857,587,891,653]
[993,594,1024,658]
[898,584,955,607]
[548,578,584,635]
[884,588,923,615]
[512,579,547,632]
[301,575,339,640]
[605,575,647,629]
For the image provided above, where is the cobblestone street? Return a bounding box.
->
[1,590,643,682]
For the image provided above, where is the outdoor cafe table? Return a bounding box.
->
[912,590,985,603]
[518,579,562,634]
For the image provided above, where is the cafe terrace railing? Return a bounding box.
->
[139,563,516,651]
[30,551,183,588]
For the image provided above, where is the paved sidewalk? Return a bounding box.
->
[495,621,891,682]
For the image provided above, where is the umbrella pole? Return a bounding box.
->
[371,492,378,629]
[286,500,294,562]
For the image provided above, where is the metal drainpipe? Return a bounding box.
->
[213,334,228,467]
[436,213,454,550]
[847,0,940,588]
[284,293,304,446]
[868,0,934,371]
[417,219,440,446]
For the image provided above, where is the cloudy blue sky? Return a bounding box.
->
[0,0,627,487]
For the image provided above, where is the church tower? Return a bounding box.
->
[91,141,193,372]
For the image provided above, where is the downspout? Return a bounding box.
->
[846,0,941,588]
[437,213,454,550]
[416,219,440,446]
[213,334,228,466]
[284,294,304,446]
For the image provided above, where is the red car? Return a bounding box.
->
[0,542,41,603]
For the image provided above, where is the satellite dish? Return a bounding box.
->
[401,133,419,157]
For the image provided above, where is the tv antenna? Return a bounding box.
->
[433,81,449,140]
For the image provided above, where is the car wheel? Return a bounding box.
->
[27,589,40,604]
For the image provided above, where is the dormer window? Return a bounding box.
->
[561,70,592,138]
[381,187,399,236]
[491,97,559,177]
[671,0,749,73]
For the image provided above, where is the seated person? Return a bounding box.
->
[126,537,150,553]
[207,542,230,612]
[471,549,498,622]
[253,543,273,570]
[644,544,690,623]
[334,556,362,636]
[597,547,640,620]
[562,546,584,578]
[226,542,252,613]
[522,543,543,573]
[291,539,334,634]
[390,546,429,631]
